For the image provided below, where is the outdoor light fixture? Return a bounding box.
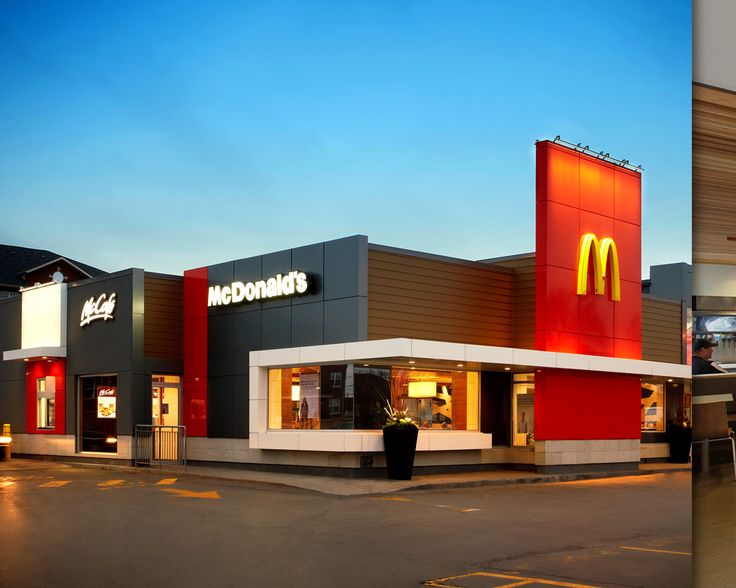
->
[408,381,436,398]
[547,136,643,171]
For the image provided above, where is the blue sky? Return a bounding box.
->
[0,1,691,277]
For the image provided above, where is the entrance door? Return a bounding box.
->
[152,375,181,427]
[151,375,181,461]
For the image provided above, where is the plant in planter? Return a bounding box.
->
[666,411,692,464]
[382,401,419,480]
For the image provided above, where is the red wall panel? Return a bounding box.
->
[535,140,641,358]
[536,369,640,440]
[535,141,642,442]
[24,359,66,435]
[183,267,208,437]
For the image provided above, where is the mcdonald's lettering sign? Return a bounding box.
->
[576,233,621,301]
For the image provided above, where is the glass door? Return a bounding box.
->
[152,375,181,426]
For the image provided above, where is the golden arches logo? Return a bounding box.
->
[576,233,621,301]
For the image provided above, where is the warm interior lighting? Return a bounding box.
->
[105,437,117,444]
[408,381,436,398]
[457,363,463,367]
[0,436,12,444]
[504,367,511,371]
[408,360,415,364]
[291,385,300,401]
[667,379,673,382]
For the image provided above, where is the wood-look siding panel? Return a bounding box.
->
[641,297,683,364]
[144,276,183,359]
[694,84,736,264]
[368,249,513,346]
[511,260,536,350]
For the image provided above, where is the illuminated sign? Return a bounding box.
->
[576,233,621,301]
[80,293,117,327]
[208,270,309,307]
[97,387,117,419]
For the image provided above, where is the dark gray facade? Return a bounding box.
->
[0,296,25,429]
[204,235,369,438]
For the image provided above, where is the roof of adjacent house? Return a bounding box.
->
[0,244,106,289]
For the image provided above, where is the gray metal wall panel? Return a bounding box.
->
[261,249,292,309]
[66,272,136,375]
[324,297,367,343]
[231,374,249,438]
[292,242,324,304]
[324,236,367,300]
[261,306,292,350]
[207,375,234,438]
[0,299,25,432]
[233,311,261,374]
[291,302,324,347]
[208,313,235,377]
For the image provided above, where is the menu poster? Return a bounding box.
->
[300,373,319,418]
[97,387,117,419]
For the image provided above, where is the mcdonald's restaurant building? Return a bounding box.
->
[0,140,691,473]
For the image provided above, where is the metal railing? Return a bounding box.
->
[134,425,186,470]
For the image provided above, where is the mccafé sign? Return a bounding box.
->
[80,293,117,327]
[208,270,309,307]
[576,233,621,301]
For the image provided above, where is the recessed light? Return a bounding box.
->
[667,379,673,382]
[363,364,369,367]
[408,360,415,364]
[457,363,464,367]
[411,367,416,370]
[504,367,511,371]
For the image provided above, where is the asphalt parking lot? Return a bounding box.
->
[0,462,690,587]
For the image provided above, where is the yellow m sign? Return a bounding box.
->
[576,233,621,301]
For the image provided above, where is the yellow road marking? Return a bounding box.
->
[0,481,15,489]
[161,488,221,499]
[423,572,599,588]
[97,479,125,487]
[620,546,691,556]
[39,480,71,488]
[373,496,412,502]
[156,478,178,485]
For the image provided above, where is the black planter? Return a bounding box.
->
[667,425,692,464]
[383,425,419,480]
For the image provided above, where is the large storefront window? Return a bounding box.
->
[268,364,479,431]
[79,375,117,453]
[641,382,665,432]
[512,373,534,446]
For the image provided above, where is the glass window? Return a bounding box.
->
[80,375,117,453]
[268,364,480,431]
[36,377,55,429]
[641,382,665,432]
[512,373,534,446]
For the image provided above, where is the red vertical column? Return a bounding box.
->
[183,267,208,437]
[25,358,65,434]
[534,140,643,442]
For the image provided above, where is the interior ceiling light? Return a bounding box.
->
[504,367,511,371]
[457,363,463,367]
[408,360,415,364]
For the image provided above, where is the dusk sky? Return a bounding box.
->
[1,1,691,277]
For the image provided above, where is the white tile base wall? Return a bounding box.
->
[11,434,132,460]
[535,439,641,466]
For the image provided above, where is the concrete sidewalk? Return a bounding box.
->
[0,458,691,496]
